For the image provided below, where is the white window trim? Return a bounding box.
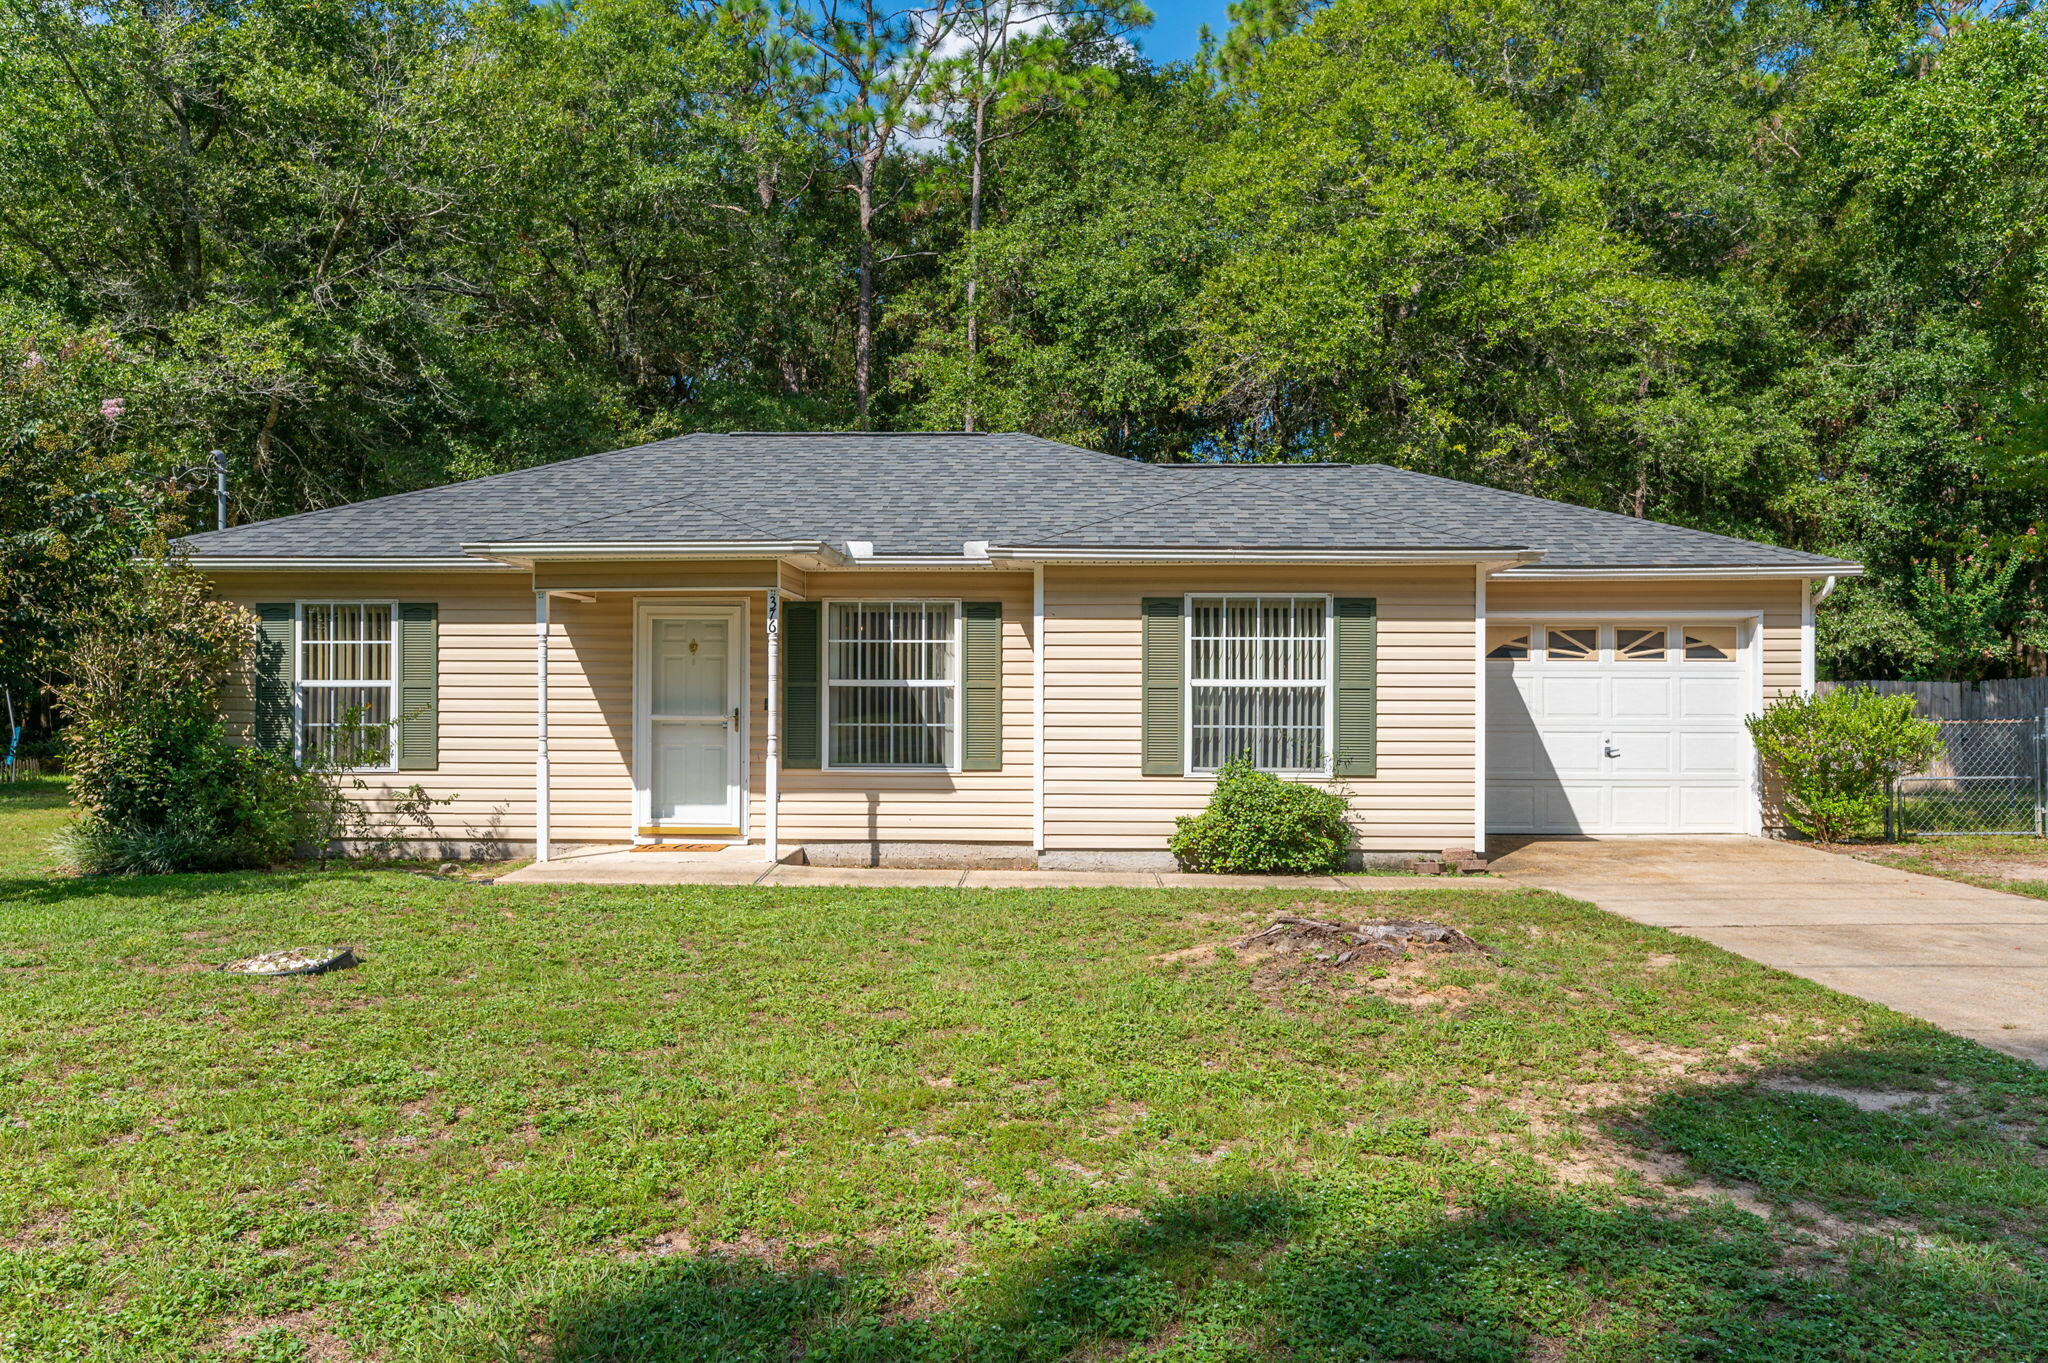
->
[294,600,400,775]
[1183,592,1336,779]
[821,598,964,772]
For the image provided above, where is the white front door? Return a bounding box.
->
[1486,622,1751,835]
[643,611,743,832]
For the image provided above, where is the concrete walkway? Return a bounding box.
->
[494,843,1502,893]
[1491,836,2048,1065]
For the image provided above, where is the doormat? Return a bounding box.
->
[634,843,724,852]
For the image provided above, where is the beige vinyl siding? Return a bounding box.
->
[1485,577,1806,698]
[1042,564,1480,854]
[215,571,538,849]
[209,561,1807,857]
[777,571,1036,844]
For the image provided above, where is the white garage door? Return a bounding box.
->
[1486,622,1752,835]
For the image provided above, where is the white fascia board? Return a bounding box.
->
[188,556,520,571]
[984,546,1543,567]
[461,540,846,567]
[1498,564,1864,580]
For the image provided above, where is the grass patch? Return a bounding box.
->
[2,799,2046,1359]
[0,777,67,876]
[1837,835,2048,903]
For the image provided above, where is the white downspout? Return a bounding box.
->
[534,589,551,863]
[1032,563,1046,860]
[1802,577,1836,695]
[765,589,781,864]
[1472,565,1487,857]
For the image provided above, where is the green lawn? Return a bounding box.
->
[4,789,2048,1361]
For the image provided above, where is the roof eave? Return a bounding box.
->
[983,545,1545,567]
[188,554,521,572]
[459,540,848,568]
[1497,563,1863,580]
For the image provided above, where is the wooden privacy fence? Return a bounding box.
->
[1816,678,2048,720]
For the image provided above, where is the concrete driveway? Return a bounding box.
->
[1491,836,2048,1064]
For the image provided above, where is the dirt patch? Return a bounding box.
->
[1,1210,71,1253]
[215,1308,355,1361]
[629,1227,836,1270]
[1161,912,1487,1001]
[1758,1077,1953,1115]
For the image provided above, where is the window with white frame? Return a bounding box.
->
[826,601,958,767]
[298,602,396,769]
[1189,595,1330,773]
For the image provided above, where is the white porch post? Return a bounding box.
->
[1032,563,1045,858]
[1472,565,1487,857]
[534,589,551,863]
[765,589,781,864]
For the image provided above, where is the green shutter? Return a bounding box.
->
[782,601,821,769]
[1140,596,1184,776]
[397,602,439,771]
[962,601,1002,771]
[1333,597,1378,777]
[253,603,294,754]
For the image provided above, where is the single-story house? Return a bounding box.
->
[178,432,1860,867]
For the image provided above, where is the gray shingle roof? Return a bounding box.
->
[176,432,1857,572]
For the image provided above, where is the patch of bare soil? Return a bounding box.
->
[1,1211,71,1253]
[214,1308,355,1362]
[1757,1077,1953,1115]
[1831,843,2048,885]
[1159,911,1488,1003]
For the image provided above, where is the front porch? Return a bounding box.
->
[522,555,1040,865]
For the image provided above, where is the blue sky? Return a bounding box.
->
[1132,0,1236,61]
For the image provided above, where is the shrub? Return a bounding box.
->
[1169,755,1352,874]
[54,556,323,874]
[1746,687,1942,843]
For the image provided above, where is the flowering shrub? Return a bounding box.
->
[54,558,322,874]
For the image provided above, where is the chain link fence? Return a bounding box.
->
[1891,713,2047,838]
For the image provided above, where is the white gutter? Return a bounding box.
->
[1814,574,1841,604]
[188,556,520,572]
[463,540,846,567]
[1500,564,1863,580]
[985,546,1545,567]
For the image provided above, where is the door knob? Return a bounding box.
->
[731,706,740,729]
[1604,743,1620,758]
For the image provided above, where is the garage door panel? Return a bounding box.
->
[1679,731,1744,776]
[1611,677,1675,719]
[1541,729,1607,775]
[1610,731,1675,776]
[1539,677,1602,717]
[1679,676,1743,716]
[1609,785,1675,831]
[1487,626,1751,836]
[1491,730,1542,779]
[1545,784,1602,833]
[1679,786,1742,831]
